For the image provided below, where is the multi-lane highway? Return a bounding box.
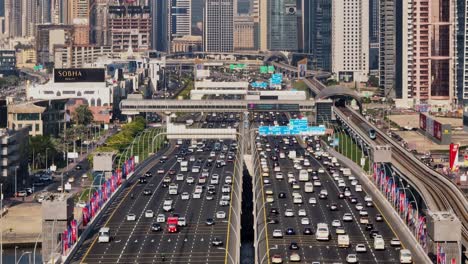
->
[69,138,238,264]
[255,112,402,264]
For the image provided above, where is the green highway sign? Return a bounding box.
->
[230,64,246,70]
[260,66,268,73]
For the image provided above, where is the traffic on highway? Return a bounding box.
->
[70,137,239,264]
[254,112,404,264]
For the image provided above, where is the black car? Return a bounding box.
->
[369,230,379,238]
[75,165,82,170]
[151,223,161,232]
[206,218,215,225]
[278,192,286,199]
[143,189,152,195]
[286,228,295,235]
[338,192,345,199]
[145,172,152,177]
[206,162,212,167]
[212,237,223,246]
[349,196,358,203]
[319,193,327,199]
[162,183,169,188]
[330,203,338,211]
[366,201,374,207]
[365,223,374,231]
[139,177,147,184]
[289,242,299,250]
[270,208,279,215]
[303,227,313,235]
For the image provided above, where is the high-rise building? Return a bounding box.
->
[169,0,191,51]
[258,0,298,51]
[369,0,380,74]
[204,0,234,52]
[109,3,151,52]
[301,0,332,71]
[151,0,169,51]
[458,0,468,106]
[4,0,22,37]
[36,24,74,64]
[70,0,89,45]
[234,15,255,51]
[410,0,455,109]
[191,0,204,28]
[90,0,111,46]
[22,0,37,37]
[331,0,369,83]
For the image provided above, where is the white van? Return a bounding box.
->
[304,182,314,193]
[169,183,178,195]
[316,223,330,241]
[355,184,363,192]
[400,249,413,263]
[338,234,350,248]
[98,227,110,243]
[374,235,385,250]
[299,170,309,182]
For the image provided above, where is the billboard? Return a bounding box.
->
[259,118,326,136]
[229,64,246,70]
[54,68,105,83]
[298,58,307,79]
[419,113,452,144]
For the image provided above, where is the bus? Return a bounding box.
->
[316,223,330,241]
[299,170,309,182]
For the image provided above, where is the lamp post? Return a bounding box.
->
[0,183,3,264]
[45,148,49,171]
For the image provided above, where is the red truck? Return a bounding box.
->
[167,217,178,233]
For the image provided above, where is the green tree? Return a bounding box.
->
[73,105,94,126]
[368,76,379,87]
[29,136,58,170]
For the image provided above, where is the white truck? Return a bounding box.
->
[342,168,352,177]
[169,183,178,195]
[338,234,350,248]
[163,199,173,211]
[180,161,188,172]
[288,150,297,160]
[374,235,385,250]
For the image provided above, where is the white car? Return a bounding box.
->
[390,238,401,246]
[285,209,295,217]
[364,195,373,202]
[309,197,317,204]
[145,210,154,218]
[331,220,342,227]
[272,229,283,238]
[355,203,364,211]
[156,214,166,223]
[301,217,310,225]
[335,226,346,234]
[126,213,137,221]
[266,196,275,203]
[216,211,226,219]
[263,178,271,184]
[186,177,195,184]
[298,209,307,216]
[338,180,346,188]
[290,252,301,262]
[355,244,367,253]
[181,192,190,200]
[344,190,352,197]
[343,213,353,222]
[346,254,358,263]
[275,172,283,180]
[318,168,325,173]
[176,174,184,181]
[313,180,322,187]
[359,210,368,216]
[351,179,359,186]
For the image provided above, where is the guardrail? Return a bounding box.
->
[61,127,167,263]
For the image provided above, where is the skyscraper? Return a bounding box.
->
[369,0,379,74]
[410,0,455,109]
[458,0,468,106]
[191,0,204,29]
[169,0,191,39]
[91,0,110,46]
[234,15,255,51]
[151,0,169,51]
[259,0,298,51]
[301,0,332,71]
[204,0,234,52]
[331,0,369,83]
[4,0,22,37]
[70,0,90,45]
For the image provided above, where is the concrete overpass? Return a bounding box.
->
[120,99,315,114]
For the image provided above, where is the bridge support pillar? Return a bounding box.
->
[41,194,74,263]
[426,211,462,263]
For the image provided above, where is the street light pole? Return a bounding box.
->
[0,183,3,264]
[45,148,49,171]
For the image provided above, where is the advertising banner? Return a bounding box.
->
[419,113,427,131]
[54,68,105,83]
[298,58,307,79]
[433,120,442,140]
[426,118,434,137]
[449,143,459,171]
